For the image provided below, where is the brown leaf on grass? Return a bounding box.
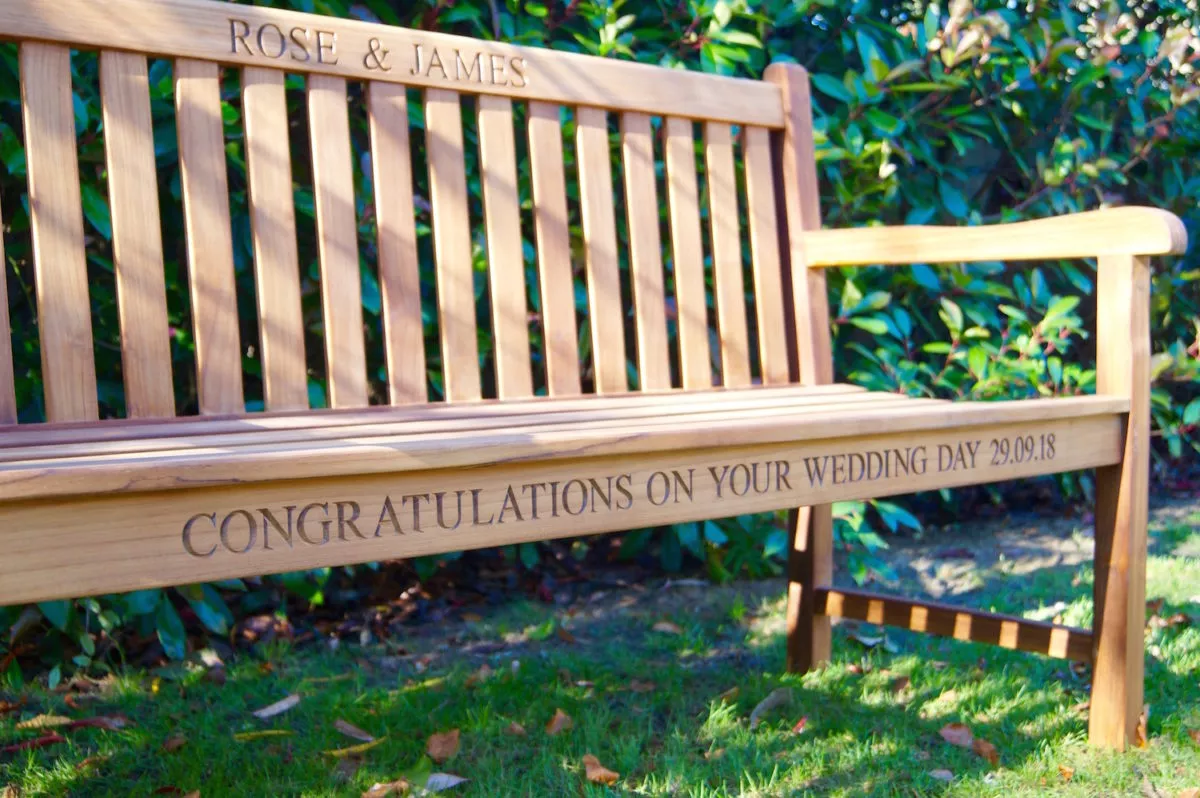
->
[1058,764,1075,782]
[0,700,23,716]
[252,694,300,720]
[972,738,1000,767]
[939,722,974,749]
[716,686,739,703]
[15,714,71,730]
[629,680,656,693]
[582,754,620,786]
[749,687,792,730]
[161,736,187,753]
[151,788,183,796]
[325,738,386,758]
[76,754,111,772]
[930,769,954,782]
[1177,789,1199,798]
[182,792,200,798]
[233,730,295,742]
[427,729,460,763]
[704,748,725,761]
[791,716,808,734]
[335,720,375,743]
[652,620,683,635]
[556,626,577,644]
[2,785,19,798]
[1187,728,1200,745]
[66,715,131,732]
[546,708,574,736]
[362,779,409,797]
[890,676,911,693]
[506,721,527,736]
[464,664,493,689]
[1136,705,1149,748]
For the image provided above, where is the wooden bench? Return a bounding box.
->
[0,0,1185,750]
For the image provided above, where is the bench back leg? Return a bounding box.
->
[1089,253,1151,750]
[766,63,836,674]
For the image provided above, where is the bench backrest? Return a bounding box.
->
[0,0,829,426]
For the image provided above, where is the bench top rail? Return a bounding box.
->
[0,0,804,427]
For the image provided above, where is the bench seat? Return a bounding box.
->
[0,387,1125,504]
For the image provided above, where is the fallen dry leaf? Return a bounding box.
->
[161,736,187,753]
[426,729,460,763]
[629,680,656,693]
[1059,764,1075,782]
[939,722,974,749]
[1,733,65,754]
[791,716,808,734]
[749,687,792,730]
[0,700,24,716]
[506,721,527,737]
[582,754,619,786]
[362,779,409,797]
[182,791,200,798]
[704,748,725,761]
[1176,789,1199,798]
[15,714,71,730]
[325,738,386,758]
[76,754,111,772]
[1187,728,1200,745]
[252,694,301,720]
[972,738,1000,767]
[233,730,295,742]
[335,720,375,743]
[464,664,493,689]
[1136,705,1149,748]
[890,676,911,693]
[2,785,18,798]
[423,773,468,792]
[652,620,683,635]
[556,626,577,644]
[66,715,131,732]
[716,686,739,704]
[546,708,574,736]
[930,769,954,782]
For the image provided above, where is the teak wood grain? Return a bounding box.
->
[0,0,784,127]
[175,58,244,415]
[704,122,751,388]
[366,81,426,405]
[242,66,308,411]
[576,107,627,394]
[741,126,789,386]
[620,112,671,391]
[478,95,534,399]
[20,42,99,423]
[100,50,175,419]
[425,88,481,402]
[664,116,711,390]
[0,192,15,424]
[527,102,581,397]
[308,74,368,408]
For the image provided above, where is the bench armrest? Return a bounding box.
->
[802,207,1187,268]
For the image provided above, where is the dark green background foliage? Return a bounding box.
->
[0,0,1197,677]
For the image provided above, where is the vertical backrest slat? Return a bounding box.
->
[308,74,368,408]
[20,43,98,422]
[663,116,710,390]
[704,121,751,388]
[175,58,244,415]
[620,112,670,391]
[425,88,481,402]
[742,126,790,385]
[367,82,426,405]
[100,51,174,419]
[242,66,308,411]
[0,194,16,424]
[478,95,533,399]
[527,102,580,397]
[575,107,627,395]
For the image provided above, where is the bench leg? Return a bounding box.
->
[1089,253,1150,750]
[785,504,832,672]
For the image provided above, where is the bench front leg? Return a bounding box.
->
[785,505,833,671]
[1089,253,1151,750]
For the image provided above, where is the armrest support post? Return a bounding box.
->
[1089,254,1152,749]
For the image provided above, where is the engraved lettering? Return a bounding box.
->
[410,43,425,76]
[562,479,588,516]
[488,52,507,85]
[316,30,338,64]
[298,502,331,545]
[220,509,257,554]
[288,27,313,62]
[729,464,750,496]
[471,488,495,525]
[522,482,548,519]
[707,465,730,498]
[455,49,482,82]
[363,37,391,71]
[256,22,288,59]
[434,490,465,530]
[402,493,430,532]
[776,460,792,491]
[671,469,694,503]
[588,476,612,513]
[497,485,525,524]
[182,512,218,558]
[615,473,634,510]
[375,496,402,536]
[647,471,671,506]
[425,47,448,79]
[509,56,528,88]
[229,18,253,56]
[260,506,295,551]
[336,500,365,540]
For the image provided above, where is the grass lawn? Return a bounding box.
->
[2,501,1198,797]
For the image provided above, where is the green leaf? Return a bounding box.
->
[80,183,112,241]
[38,600,72,632]
[848,316,889,335]
[1183,398,1200,426]
[938,180,968,219]
[156,596,187,660]
[939,298,964,335]
[864,108,905,136]
[810,73,853,102]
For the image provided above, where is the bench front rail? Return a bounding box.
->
[0,0,1185,751]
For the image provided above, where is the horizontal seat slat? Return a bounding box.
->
[0,396,1126,504]
[0,408,1122,604]
[0,388,927,464]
